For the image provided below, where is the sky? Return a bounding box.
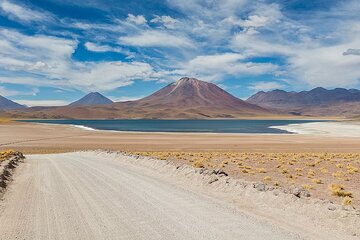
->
[0,0,360,106]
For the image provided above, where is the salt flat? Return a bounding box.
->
[271,122,360,137]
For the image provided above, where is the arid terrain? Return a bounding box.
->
[1,121,360,207]
[0,151,359,240]
[1,121,360,153]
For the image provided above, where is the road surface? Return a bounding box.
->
[0,152,303,240]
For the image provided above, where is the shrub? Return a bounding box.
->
[329,184,353,197]
[342,197,353,206]
[256,168,267,173]
[263,176,272,181]
[192,160,205,168]
[311,179,323,184]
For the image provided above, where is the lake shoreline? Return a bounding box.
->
[1,121,360,154]
[19,119,328,134]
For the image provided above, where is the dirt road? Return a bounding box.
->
[0,152,307,240]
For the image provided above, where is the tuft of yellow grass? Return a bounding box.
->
[347,165,358,174]
[0,149,15,162]
[329,184,353,197]
[311,178,323,184]
[256,168,267,173]
[0,118,12,124]
[263,176,272,181]
[342,197,353,206]
[192,160,205,168]
[302,184,314,190]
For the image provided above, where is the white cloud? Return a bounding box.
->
[0,29,159,92]
[166,0,248,21]
[0,86,39,97]
[126,14,147,25]
[151,15,178,29]
[173,53,278,82]
[0,86,20,96]
[110,96,144,102]
[241,15,269,28]
[231,32,294,56]
[249,81,285,91]
[119,30,195,48]
[0,0,51,23]
[84,42,134,57]
[13,99,69,107]
[289,44,360,88]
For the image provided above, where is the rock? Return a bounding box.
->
[255,183,267,192]
[211,169,228,177]
[273,190,280,196]
[208,177,218,184]
[328,205,336,211]
[342,205,355,211]
[290,187,310,198]
[199,168,210,175]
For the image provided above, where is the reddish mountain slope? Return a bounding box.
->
[135,77,267,110]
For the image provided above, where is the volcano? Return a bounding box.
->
[69,92,113,106]
[131,77,269,116]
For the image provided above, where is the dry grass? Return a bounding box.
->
[128,151,360,206]
[0,118,13,124]
[342,197,353,206]
[329,184,353,197]
[0,149,15,162]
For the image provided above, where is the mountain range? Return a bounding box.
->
[0,78,272,119]
[246,87,360,117]
[0,78,359,119]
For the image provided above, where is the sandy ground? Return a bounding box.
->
[1,122,360,153]
[0,152,359,240]
[0,152,298,240]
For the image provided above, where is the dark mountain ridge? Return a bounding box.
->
[247,87,360,117]
[0,95,26,111]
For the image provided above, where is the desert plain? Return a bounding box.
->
[1,120,360,239]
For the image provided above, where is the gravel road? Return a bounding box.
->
[0,152,304,240]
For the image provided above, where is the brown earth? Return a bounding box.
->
[1,121,360,153]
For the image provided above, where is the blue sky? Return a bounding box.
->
[0,0,360,106]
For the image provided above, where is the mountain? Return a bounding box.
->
[135,77,267,111]
[247,87,360,117]
[0,95,26,111]
[0,77,274,119]
[69,92,113,106]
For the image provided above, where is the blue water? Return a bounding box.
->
[20,119,326,134]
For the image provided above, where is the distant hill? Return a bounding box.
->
[247,87,360,117]
[0,78,274,119]
[69,92,113,106]
[0,95,26,111]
